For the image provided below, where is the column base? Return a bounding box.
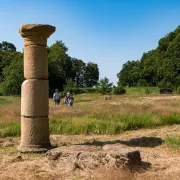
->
[17,144,53,153]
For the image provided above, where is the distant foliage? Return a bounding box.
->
[117,26,180,89]
[125,87,159,94]
[84,62,99,87]
[61,87,98,97]
[0,47,23,95]
[0,41,16,52]
[48,41,99,94]
[113,86,126,95]
[0,41,100,96]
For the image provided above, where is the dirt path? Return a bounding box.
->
[0,125,180,180]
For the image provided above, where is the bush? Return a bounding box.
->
[177,86,180,94]
[97,77,113,95]
[157,80,174,89]
[61,87,98,97]
[126,87,159,94]
[145,88,150,94]
[82,88,98,93]
[113,86,126,95]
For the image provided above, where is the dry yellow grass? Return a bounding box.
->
[0,125,180,180]
[1,94,180,136]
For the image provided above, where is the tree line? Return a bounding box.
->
[117,26,180,89]
[0,41,99,96]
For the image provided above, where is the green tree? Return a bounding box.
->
[0,41,16,51]
[71,58,86,87]
[117,25,180,89]
[84,62,99,87]
[0,52,23,95]
[63,78,77,95]
[97,77,113,94]
[117,60,140,87]
[48,41,73,93]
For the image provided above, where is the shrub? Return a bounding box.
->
[177,86,180,94]
[158,80,174,89]
[113,86,126,95]
[61,87,98,97]
[126,87,159,94]
[145,88,150,94]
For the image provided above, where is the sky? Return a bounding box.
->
[0,0,180,85]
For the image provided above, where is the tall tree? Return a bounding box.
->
[0,41,16,52]
[117,25,180,89]
[0,52,23,95]
[117,60,140,87]
[71,58,86,87]
[84,62,99,87]
[48,41,73,92]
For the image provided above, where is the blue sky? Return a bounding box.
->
[0,0,180,84]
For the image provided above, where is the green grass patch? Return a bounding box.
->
[161,113,180,125]
[0,98,12,104]
[49,114,156,135]
[126,87,159,94]
[0,121,21,137]
[1,113,180,137]
[164,135,180,149]
[0,96,20,105]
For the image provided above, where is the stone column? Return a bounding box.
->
[18,24,55,152]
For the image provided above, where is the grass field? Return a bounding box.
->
[1,92,180,141]
[0,92,180,179]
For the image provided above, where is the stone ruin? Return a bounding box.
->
[18,24,55,152]
[17,24,150,175]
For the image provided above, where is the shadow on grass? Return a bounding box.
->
[75,99,93,103]
[80,136,164,148]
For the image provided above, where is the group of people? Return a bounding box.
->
[53,89,74,106]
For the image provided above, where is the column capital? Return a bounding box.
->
[19,24,55,46]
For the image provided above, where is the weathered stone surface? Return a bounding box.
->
[46,145,142,171]
[24,46,48,79]
[19,24,55,46]
[19,24,55,153]
[21,79,49,117]
[20,116,50,146]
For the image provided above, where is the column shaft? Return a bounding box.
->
[18,24,55,152]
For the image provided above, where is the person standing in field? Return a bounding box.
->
[53,89,61,105]
[64,92,74,106]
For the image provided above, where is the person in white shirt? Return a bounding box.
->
[64,92,74,106]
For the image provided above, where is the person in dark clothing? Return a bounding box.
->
[53,89,61,105]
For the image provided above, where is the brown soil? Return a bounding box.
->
[0,125,180,180]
